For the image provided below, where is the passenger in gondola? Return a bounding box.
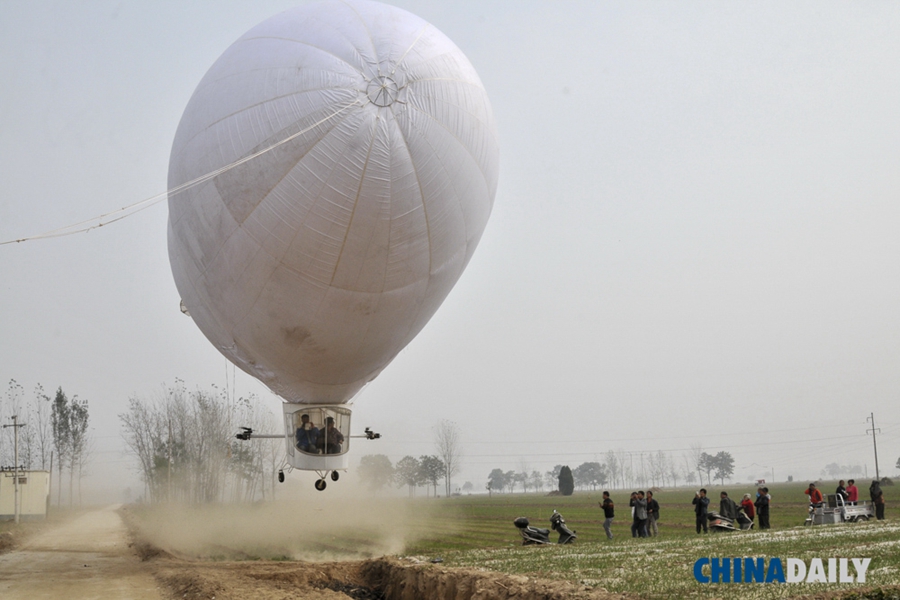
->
[316,416,345,454]
[295,414,319,453]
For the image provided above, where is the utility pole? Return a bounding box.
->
[3,415,26,524]
[866,412,881,481]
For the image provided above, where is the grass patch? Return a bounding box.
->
[123,482,900,598]
[399,481,900,598]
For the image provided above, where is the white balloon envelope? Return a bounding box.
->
[167,0,499,407]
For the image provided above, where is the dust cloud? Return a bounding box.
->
[127,483,444,562]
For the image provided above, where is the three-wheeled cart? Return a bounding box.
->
[805,493,875,525]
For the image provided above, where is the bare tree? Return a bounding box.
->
[530,470,544,492]
[120,382,279,505]
[73,436,94,504]
[688,444,704,487]
[119,395,159,501]
[230,394,279,502]
[646,452,658,487]
[668,454,680,488]
[651,450,669,487]
[434,419,462,497]
[32,384,53,470]
[604,450,620,490]
[616,449,632,489]
[517,460,531,494]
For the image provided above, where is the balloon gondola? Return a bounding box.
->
[167,0,498,488]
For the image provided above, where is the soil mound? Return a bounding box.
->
[362,557,628,600]
[150,556,632,600]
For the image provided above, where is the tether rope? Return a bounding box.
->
[0,98,364,246]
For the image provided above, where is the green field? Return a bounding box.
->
[123,481,900,599]
[397,481,900,599]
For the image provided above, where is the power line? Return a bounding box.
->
[388,420,882,448]
[392,429,869,450]
[374,432,866,463]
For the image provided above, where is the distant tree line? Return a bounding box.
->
[821,462,865,479]
[356,420,464,497]
[486,468,546,495]
[1,379,91,506]
[696,451,736,486]
[483,448,737,494]
[357,453,455,497]
[119,380,281,504]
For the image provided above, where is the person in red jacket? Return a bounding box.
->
[846,479,859,504]
[805,483,824,506]
[741,493,755,524]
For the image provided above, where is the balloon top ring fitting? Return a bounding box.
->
[367,76,399,107]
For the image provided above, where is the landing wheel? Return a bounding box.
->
[278,470,285,483]
[331,471,340,482]
[315,479,327,491]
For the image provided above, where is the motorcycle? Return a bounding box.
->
[514,509,577,545]
[708,508,753,532]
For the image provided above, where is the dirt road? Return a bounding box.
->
[0,504,625,600]
[0,504,164,600]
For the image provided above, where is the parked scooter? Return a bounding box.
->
[514,510,577,545]
[708,508,753,532]
[550,509,577,543]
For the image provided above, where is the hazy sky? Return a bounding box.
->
[1,1,899,497]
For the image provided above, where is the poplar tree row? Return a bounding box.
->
[1,379,91,505]
[119,380,281,504]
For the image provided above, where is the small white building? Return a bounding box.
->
[0,470,51,521]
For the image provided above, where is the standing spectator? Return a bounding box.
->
[646,491,660,537]
[720,491,738,520]
[600,491,615,540]
[805,483,824,506]
[847,479,859,504]
[755,487,770,529]
[741,493,755,525]
[692,489,710,534]
[836,480,848,501]
[629,492,639,537]
[870,480,885,520]
[635,491,649,538]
